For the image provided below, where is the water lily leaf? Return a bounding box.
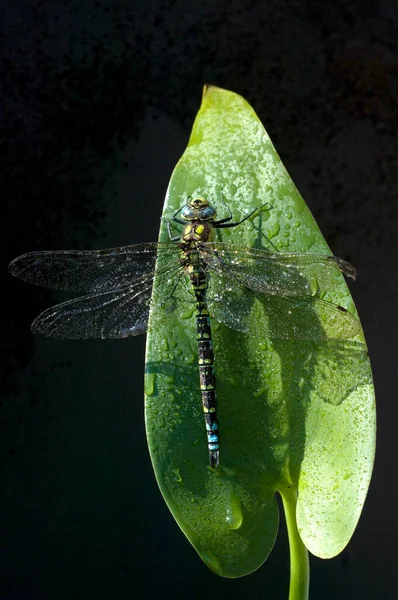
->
[144,85,375,577]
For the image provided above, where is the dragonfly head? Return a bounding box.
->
[181,197,217,221]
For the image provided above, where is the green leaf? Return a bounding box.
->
[144,85,375,578]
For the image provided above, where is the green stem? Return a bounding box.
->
[279,486,310,600]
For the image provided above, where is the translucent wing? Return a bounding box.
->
[9,243,189,339]
[207,271,361,341]
[29,260,191,339]
[8,242,178,292]
[200,243,356,298]
[9,239,359,341]
[31,280,153,339]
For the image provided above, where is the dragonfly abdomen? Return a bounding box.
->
[190,267,220,468]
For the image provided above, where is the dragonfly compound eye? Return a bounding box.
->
[181,205,196,220]
[200,206,217,220]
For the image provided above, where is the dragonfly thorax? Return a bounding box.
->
[181,220,213,244]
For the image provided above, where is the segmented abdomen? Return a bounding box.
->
[190,266,219,468]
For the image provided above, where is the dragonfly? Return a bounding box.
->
[8,197,360,468]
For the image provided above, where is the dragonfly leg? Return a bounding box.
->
[166,219,181,242]
[215,202,272,229]
[213,196,233,225]
[171,205,186,226]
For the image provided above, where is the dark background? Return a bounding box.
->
[1,0,396,598]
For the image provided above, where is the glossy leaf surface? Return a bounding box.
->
[144,85,375,577]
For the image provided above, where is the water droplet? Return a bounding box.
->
[181,307,195,320]
[267,222,280,240]
[144,372,155,396]
[184,352,196,365]
[172,468,183,483]
[225,496,243,530]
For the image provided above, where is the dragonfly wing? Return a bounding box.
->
[206,274,253,333]
[207,272,361,341]
[31,281,153,339]
[201,243,356,298]
[8,243,179,292]
[263,295,361,341]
